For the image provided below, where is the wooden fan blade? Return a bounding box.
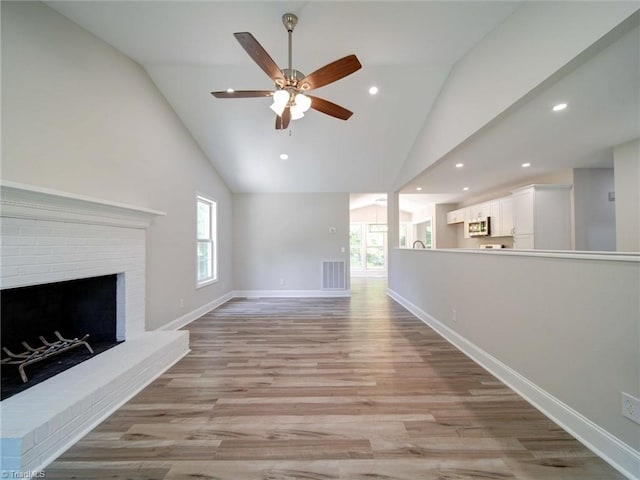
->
[308,95,353,120]
[234,32,285,86]
[299,55,362,91]
[211,90,273,99]
[276,107,291,130]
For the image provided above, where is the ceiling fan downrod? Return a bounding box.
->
[282,13,297,72]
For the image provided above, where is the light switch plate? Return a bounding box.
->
[622,392,640,424]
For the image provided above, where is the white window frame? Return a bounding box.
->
[196,194,217,287]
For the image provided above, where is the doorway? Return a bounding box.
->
[349,194,387,277]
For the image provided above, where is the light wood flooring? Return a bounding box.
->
[45,278,625,479]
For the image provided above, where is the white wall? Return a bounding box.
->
[574,168,616,251]
[389,248,640,477]
[1,2,233,329]
[395,2,638,189]
[232,193,349,293]
[614,139,640,252]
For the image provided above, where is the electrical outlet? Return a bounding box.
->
[622,392,640,424]
[452,309,457,322]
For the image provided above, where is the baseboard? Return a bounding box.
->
[233,289,351,298]
[160,289,351,332]
[387,288,640,480]
[159,291,234,331]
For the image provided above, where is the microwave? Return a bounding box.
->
[468,217,490,236]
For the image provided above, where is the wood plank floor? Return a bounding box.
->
[45,278,625,479]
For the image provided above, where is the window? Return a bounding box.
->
[196,195,217,285]
[399,223,409,248]
[350,222,387,272]
[424,218,433,249]
[350,224,363,269]
[365,227,385,269]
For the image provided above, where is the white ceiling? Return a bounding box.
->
[401,18,640,204]
[46,1,639,208]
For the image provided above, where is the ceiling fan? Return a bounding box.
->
[211,13,362,130]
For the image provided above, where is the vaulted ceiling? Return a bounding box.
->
[46,1,639,205]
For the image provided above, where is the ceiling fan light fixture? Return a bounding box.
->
[294,93,312,112]
[290,106,305,120]
[270,102,286,116]
[270,89,289,116]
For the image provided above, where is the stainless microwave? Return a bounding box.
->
[468,217,490,236]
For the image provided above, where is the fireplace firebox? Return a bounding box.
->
[1,275,121,399]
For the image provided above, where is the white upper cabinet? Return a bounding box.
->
[446,208,467,224]
[468,202,491,220]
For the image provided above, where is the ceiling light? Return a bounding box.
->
[290,105,305,120]
[280,153,289,160]
[522,162,531,168]
[226,88,235,93]
[270,90,289,116]
[416,187,422,191]
[369,86,378,95]
[455,163,464,168]
[552,103,568,112]
[463,187,469,191]
[293,93,311,113]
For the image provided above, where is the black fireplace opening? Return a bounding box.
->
[1,274,123,400]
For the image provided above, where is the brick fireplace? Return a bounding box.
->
[0,182,189,473]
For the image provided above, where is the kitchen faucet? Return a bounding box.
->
[412,240,426,249]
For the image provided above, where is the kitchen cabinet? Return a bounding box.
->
[511,184,571,250]
[500,197,514,236]
[468,202,491,220]
[513,233,534,249]
[446,208,466,224]
[489,197,514,237]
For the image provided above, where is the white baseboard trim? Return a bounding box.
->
[160,289,351,333]
[159,291,234,332]
[387,288,640,480]
[233,289,351,298]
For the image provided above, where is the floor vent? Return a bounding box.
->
[322,260,346,290]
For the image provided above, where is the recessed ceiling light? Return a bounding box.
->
[522,162,531,168]
[552,103,567,112]
[463,187,469,191]
[226,88,235,93]
[455,163,464,168]
[368,86,378,95]
[415,187,422,191]
[279,153,288,160]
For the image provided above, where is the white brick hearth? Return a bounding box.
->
[0,181,189,473]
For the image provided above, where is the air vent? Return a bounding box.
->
[321,261,346,290]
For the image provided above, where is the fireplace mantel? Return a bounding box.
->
[0,181,165,228]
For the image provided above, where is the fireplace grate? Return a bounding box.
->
[1,331,94,383]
